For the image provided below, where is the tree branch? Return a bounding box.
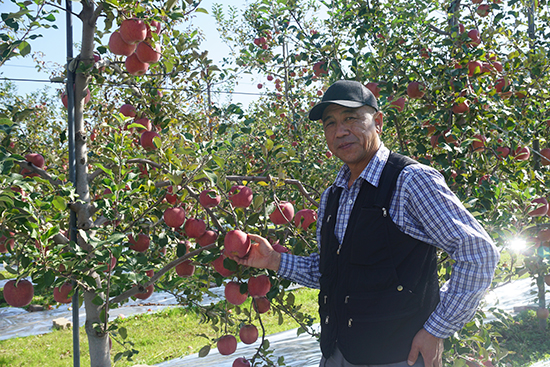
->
[16,161,63,186]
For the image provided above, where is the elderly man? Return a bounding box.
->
[235,80,499,367]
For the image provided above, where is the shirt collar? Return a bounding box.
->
[332,143,390,190]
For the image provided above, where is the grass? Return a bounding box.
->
[0,287,320,367]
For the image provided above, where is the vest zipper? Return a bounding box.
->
[348,318,352,327]
[336,243,342,255]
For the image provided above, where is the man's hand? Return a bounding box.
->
[230,234,281,272]
[407,328,443,367]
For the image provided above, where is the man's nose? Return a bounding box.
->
[335,121,350,137]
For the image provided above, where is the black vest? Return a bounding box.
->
[318,152,440,365]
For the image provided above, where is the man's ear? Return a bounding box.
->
[374,111,384,133]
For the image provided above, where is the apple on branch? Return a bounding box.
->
[199,189,221,208]
[269,201,295,225]
[229,185,253,208]
[294,209,317,230]
[217,334,237,355]
[248,275,271,297]
[224,281,248,305]
[164,207,186,228]
[53,282,73,304]
[224,229,251,258]
[197,230,218,247]
[239,324,258,344]
[175,260,195,277]
[184,218,206,239]
[3,279,34,307]
[119,18,147,44]
[108,31,136,56]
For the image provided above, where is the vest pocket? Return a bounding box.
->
[344,287,420,322]
[348,208,393,267]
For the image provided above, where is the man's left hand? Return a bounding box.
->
[407,328,443,367]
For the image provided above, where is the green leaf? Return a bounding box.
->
[265,139,274,151]
[198,344,210,357]
[52,196,66,211]
[18,41,30,57]
[119,326,128,340]
[0,118,13,126]
[92,295,104,306]
[0,195,14,206]
[195,7,208,14]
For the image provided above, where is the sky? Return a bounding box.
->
[0,0,259,106]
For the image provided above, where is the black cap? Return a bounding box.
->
[308,80,378,121]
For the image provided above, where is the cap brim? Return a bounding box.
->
[308,100,366,121]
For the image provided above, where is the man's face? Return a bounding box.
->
[321,104,383,174]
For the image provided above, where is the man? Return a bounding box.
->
[235,80,499,367]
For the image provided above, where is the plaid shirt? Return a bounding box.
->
[278,143,499,339]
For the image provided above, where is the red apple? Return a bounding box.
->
[147,20,162,37]
[146,269,154,277]
[224,281,248,305]
[496,146,510,159]
[325,150,333,159]
[165,185,178,204]
[125,53,149,76]
[0,233,14,253]
[132,117,151,132]
[140,130,160,150]
[540,148,550,166]
[233,357,251,367]
[253,296,271,314]
[25,153,45,168]
[492,61,503,72]
[135,40,161,64]
[365,82,380,98]
[528,197,549,217]
[128,233,150,252]
[212,255,235,277]
[53,282,73,304]
[101,255,117,273]
[513,146,530,161]
[269,201,295,225]
[199,189,221,208]
[108,31,136,56]
[164,207,186,228]
[420,47,431,59]
[257,83,263,89]
[452,101,470,114]
[248,275,271,297]
[406,81,425,99]
[294,209,317,230]
[389,96,405,112]
[472,134,486,152]
[467,29,481,46]
[217,335,237,356]
[239,324,258,344]
[119,18,147,44]
[495,78,509,93]
[229,185,253,208]
[3,279,34,307]
[175,260,195,277]
[476,4,491,17]
[313,61,328,76]
[468,61,483,77]
[197,230,218,247]
[224,230,251,258]
[120,103,136,117]
[135,284,154,300]
[184,218,206,238]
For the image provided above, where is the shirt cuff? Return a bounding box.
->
[424,309,460,339]
[277,252,294,278]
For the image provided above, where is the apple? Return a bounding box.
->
[365,82,380,98]
[420,47,431,59]
[528,197,548,217]
[135,40,161,64]
[267,75,274,81]
[294,209,317,230]
[257,83,263,89]
[128,233,150,252]
[53,282,73,304]
[513,146,530,161]
[253,296,271,314]
[224,281,248,305]
[468,61,483,77]
[389,96,405,112]
[472,134,486,152]
[146,269,154,278]
[467,29,481,46]
[538,229,550,242]
[458,23,465,34]
[233,357,251,367]
[146,20,162,37]
[120,103,136,117]
[135,284,154,300]
[108,31,136,56]
[269,201,295,225]
[239,324,258,344]
[212,255,235,277]
[0,233,14,253]
[119,18,147,44]
[199,189,221,208]
[325,150,333,159]
[165,185,178,204]
[540,148,550,166]
[313,61,328,76]
[406,81,425,99]
[496,146,510,159]
[495,78,509,93]
[164,207,186,228]
[452,101,470,114]
[140,130,160,150]
[476,4,491,17]
[3,279,34,307]
[25,153,45,168]
[537,308,549,319]
[224,230,251,258]
[229,185,253,208]
[125,53,149,76]
[175,260,195,277]
[184,218,206,238]
[472,0,482,3]
[132,117,151,132]
[248,275,271,297]
[197,230,218,247]
[217,335,237,356]
[61,88,91,109]
[101,255,117,273]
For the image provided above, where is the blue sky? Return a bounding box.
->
[0,0,259,106]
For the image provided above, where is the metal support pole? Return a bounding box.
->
[65,0,80,365]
